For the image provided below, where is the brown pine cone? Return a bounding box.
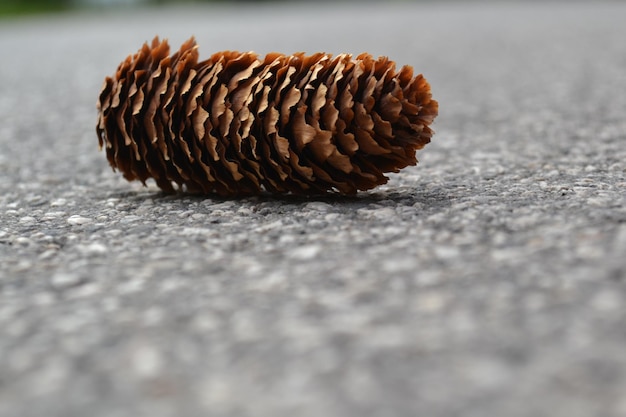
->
[96,37,438,196]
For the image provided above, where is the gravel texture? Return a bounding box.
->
[1,2,625,417]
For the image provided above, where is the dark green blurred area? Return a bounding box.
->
[0,0,265,17]
[0,0,69,16]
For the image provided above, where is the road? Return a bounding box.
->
[1,2,625,416]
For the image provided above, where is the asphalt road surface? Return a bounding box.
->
[1,2,625,417]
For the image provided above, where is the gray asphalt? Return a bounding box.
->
[1,2,625,417]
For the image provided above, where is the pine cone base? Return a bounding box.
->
[96,37,438,196]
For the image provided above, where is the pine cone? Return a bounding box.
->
[96,37,438,196]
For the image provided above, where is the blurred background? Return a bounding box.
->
[2,0,418,17]
[2,0,416,17]
[2,0,616,18]
[2,0,402,17]
[0,0,275,17]
[2,0,197,17]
